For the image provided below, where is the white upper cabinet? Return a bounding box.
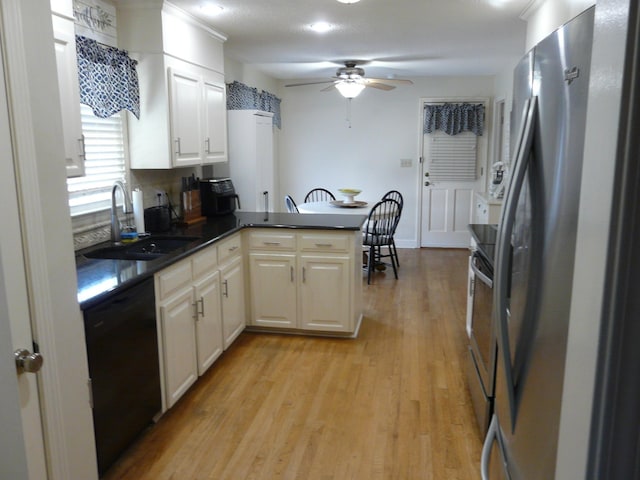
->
[51,12,85,177]
[169,68,202,167]
[203,77,227,163]
[117,1,227,169]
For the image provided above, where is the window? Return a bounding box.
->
[426,130,478,182]
[66,104,127,216]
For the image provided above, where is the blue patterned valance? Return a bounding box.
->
[227,81,282,129]
[76,35,140,119]
[424,103,484,136]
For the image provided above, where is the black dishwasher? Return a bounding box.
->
[83,277,161,476]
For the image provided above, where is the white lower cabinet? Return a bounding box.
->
[156,242,228,409]
[249,253,297,328]
[248,229,361,334]
[160,285,199,408]
[474,192,502,224]
[220,255,246,348]
[299,255,350,332]
[216,232,246,348]
[194,271,223,372]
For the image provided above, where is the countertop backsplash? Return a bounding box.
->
[71,166,202,251]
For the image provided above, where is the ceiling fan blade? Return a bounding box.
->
[365,82,396,91]
[284,80,336,87]
[365,78,414,85]
[320,83,338,92]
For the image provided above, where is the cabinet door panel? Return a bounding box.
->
[221,256,246,348]
[169,69,202,167]
[52,15,85,177]
[300,256,351,332]
[203,79,227,163]
[160,288,198,408]
[249,253,297,328]
[194,271,223,374]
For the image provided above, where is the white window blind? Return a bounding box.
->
[427,130,478,182]
[67,104,126,216]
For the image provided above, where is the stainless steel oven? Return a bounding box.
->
[466,249,497,435]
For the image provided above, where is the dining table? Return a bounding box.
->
[297,200,372,214]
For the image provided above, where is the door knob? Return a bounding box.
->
[14,348,44,374]
[424,181,431,186]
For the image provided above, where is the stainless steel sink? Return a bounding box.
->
[83,236,202,261]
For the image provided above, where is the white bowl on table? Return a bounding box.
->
[338,188,362,205]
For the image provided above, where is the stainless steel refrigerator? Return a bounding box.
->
[481,6,595,479]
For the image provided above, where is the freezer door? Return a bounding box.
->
[509,50,534,160]
[492,6,595,480]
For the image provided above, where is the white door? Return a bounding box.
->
[420,130,479,247]
[0,49,47,479]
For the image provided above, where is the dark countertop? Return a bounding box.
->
[468,223,498,267]
[76,211,367,310]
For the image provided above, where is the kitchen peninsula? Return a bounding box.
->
[77,211,366,474]
[76,211,365,319]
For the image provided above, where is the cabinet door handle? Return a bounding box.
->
[175,138,181,155]
[228,246,238,252]
[198,297,204,317]
[264,241,281,246]
[315,243,333,247]
[192,300,199,319]
[302,267,306,283]
[223,279,229,297]
[290,266,294,283]
[205,137,210,154]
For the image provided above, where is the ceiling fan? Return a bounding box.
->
[284,61,413,98]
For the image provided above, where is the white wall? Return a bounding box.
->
[224,57,280,94]
[277,76,495,247]
[523,0,596,49]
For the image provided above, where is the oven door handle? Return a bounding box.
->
[471,255,493,288]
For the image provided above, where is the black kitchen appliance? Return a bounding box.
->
[199,177,241,216]
[144,206,171,232]
[83,278,161,476]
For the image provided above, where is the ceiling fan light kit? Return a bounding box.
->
[335,81,365,98]
[336,0,361,3]
[284,61,412,98]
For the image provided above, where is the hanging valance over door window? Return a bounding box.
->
[423,103,484,136]
[76,35,140,119]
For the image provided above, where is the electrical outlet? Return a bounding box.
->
[400,158,412,167]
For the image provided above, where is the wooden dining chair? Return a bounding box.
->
[381,190,404,267]
[304,188,336,203]
[284,195,299,213]
[362,199,401,284]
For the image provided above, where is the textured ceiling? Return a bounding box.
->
[163,0,531,80]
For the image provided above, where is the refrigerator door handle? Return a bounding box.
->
[481,414,512,480]
[494,96,537,427]
[481,414,498,480]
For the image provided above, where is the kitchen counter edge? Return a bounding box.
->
[76,212,367,310]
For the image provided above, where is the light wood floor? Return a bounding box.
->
[104,248,482,480]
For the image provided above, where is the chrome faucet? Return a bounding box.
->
[111,181,133,243]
